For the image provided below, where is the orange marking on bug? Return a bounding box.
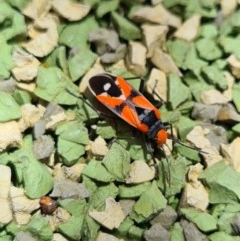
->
[97,95,123,108]
[132,95,161,119]
[156,129,167,145]
[116,76,132,97]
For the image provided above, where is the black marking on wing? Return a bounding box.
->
[135,107,158,127]
[89,74,122,97]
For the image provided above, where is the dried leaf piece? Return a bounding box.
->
[96,232,125,241]
[180,164,209,211]
[130,4,181,28]
[0,121,22,151]
[22,0,51,20]
[223,71,234,101]
[174,15,201,41]
[23,14,58,57]
[217,104,240,122]
[221,137,240,172]
[227,54,240,78]
[12,48,40,82]
[126,41,147,76]
[200,89,228,105]
[146,68,167,102]
[89,197,125,229]
[151,49,182,76]
[141,24,168,58]
[186,126,223,167]
[0,165,12,224]
[52,0,90,21]
[125,161,155,184]
[221,0,238,17]
[18,104,45,132]
[10,186,40,225]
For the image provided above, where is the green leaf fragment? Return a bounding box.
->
[0,37,14,79]
[209,231,240,241]
[232,123,240,134]
[196,38,222,61]
[219,36,240,58]
[130,181,167,223]
[58,199,87,241]
[0,2,26,41]
[82,0,100,7]
[56,121,89,165]
[0,91,21,121]
[96,120,116,139]
[176,145,201,162]
[96,0,119,18]
[119,182,151,198]
[0,235,12,241]
[168,73,190,110]
[218,212,238,234]
[13,90,31,105]
[181,208,217,232]
[34,67,78,105]
[158,156,188,197]
[201,65,227,90]
[59,16,99,48]
[128,225,144,240]
[183,73,211,102]
[170,222,185,241]
[82,159,115,182]
[9,136,53,198]
[176,116,197,140]
[185,0,217,18]
[167,40,191,70]
[103,142,130,182]
[183,44,208,75]
[89,183,118,210]
[44,46,68,75]
[68,47,97,81]
[116,217,134,237]
[6,0,29,10]
[56,121,89,145]
[82,215,100,241]
[57,138,85,166]
[111,11,141,40]
[200,24,218,39]
[27,214,53,241]
[199,161,240,203]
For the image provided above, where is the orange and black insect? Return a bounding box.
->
[88,73,168,149]
[87,73,202,156]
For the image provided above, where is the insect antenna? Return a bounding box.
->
[170,136,208,154]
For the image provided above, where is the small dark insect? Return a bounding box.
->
[39,196,57,215]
